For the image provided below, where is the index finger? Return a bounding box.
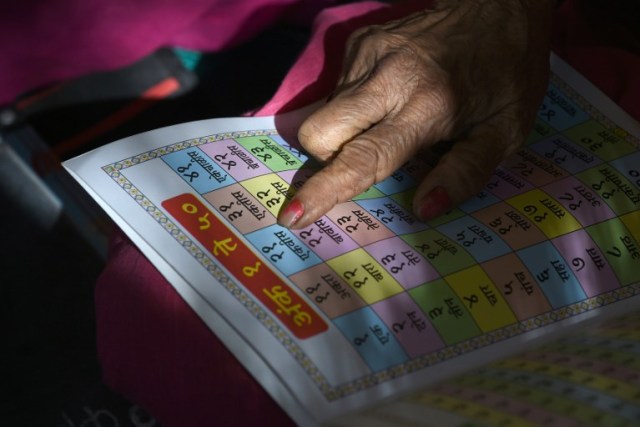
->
[278,119,418,229]
[297,77,392,162]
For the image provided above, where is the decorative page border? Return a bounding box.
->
[550,73,640,147]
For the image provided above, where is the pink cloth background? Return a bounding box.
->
[9,0,638,425]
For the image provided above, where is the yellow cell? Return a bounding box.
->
[621,210,640,244]
[507,189,582,238]
[240,173,294,217]
[326,249,403,304]
[444,266,517,332]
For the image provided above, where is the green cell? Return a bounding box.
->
[352,185,385,201]
[389,188,416,212]
[586,218,640,286]
[576,166,640,216]
[526,117,556,144]
[402,229,476,276]
[563,120,636,162]
[409,279,481,345]
[236,136,304,172]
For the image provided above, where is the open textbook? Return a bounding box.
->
[64,53,640,425]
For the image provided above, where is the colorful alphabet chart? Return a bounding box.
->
[64,54,640,426]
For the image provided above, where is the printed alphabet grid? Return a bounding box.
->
[99,69,640,402]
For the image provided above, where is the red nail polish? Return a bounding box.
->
[278,199,305,228]
[417,186,451,221]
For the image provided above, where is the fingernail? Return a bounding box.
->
[278,199,305,229]
[416,186,451,221]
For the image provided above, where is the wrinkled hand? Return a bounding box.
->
[278,0,554,229]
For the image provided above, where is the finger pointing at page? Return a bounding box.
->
[277,0,554,229]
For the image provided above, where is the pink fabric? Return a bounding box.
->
[0,0,334,106]
[97,234,296,426]
[91,0,640,425]
[255,0,430,116]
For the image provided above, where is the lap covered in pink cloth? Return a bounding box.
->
[95,0,640,425]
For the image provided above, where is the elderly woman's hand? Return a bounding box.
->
[278,0,555,229]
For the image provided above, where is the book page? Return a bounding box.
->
[329,310,640,427]
[63,53,640,425]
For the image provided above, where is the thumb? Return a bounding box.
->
[412,123,514,220]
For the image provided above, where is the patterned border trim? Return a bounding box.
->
[550,73,640,148]
[101,77,640,401]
